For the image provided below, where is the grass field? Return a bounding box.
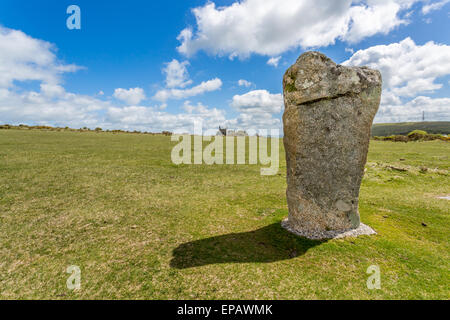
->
[0,129,449,299]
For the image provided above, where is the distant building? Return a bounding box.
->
[216,127,248,136]
[217,126,227,136]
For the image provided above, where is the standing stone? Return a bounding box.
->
[282,51,381,239]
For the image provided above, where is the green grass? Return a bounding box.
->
[372,121,450,136]
[0,129,449,299]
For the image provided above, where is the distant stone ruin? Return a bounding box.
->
[218,126,228,136]
[217,127,248,137]
[281,51,381,239]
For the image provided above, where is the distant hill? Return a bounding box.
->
[371,122,450,137]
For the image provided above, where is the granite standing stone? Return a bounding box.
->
[282,51,381,239]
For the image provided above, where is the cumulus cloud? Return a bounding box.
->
[229,90,283,129]
[343,0,409,43]
[113,87,146,105]
[177,0,419,58]
[0,26,280,132]
[267,56,281,67]
[163,59,192,88]
[0,87,111,128]
[106,102,227,133]
[40,84,66,98]
[0,26,107,128]
[343,37,450,99]
[154,78,222,101]
[0,26,80,88]
[154,58,222,102]
[231,90,283,114]
[238,79,252,87]
[376,96,450,122]
[225,112,281,130]
[104,98,281,134]
[343,37,450,122]
[422,0,450,14]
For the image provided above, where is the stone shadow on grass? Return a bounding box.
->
[170,222,325,269]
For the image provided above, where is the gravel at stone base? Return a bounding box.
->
[281,218,377,240]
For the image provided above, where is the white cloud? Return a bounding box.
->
[163,59,192,88]
[376,96,450,122]
[113,87,146,105]
[231,90,283,114]
[177,0,419,58]
[106,102,227,133]
[225,112,281,130]
[343,1,409,43]
[104,97,282,133]
[238,79,252,87]
[343,37,450,122]
[40,84,66,98]
[0,87,111,128]
[182,101,226,118]
[0,26,80,88]
[155,58,222,102]
[0,26,106,128]
[0,26,281,132]
[267,56,281,67]
[230,90,283,129]
[182,100,206,114]
[422,0,450,14]
[343,37,450,98]
[154,78,222,101]
[231,97,284,129]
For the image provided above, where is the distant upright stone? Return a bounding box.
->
[282,51,381,239]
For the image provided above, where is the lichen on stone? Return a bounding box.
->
[284,72,297,93]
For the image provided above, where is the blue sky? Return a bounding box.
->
[0,0,449,132]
